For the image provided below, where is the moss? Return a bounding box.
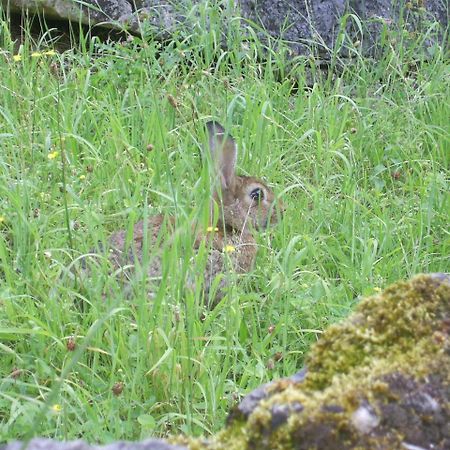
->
[303,274,449,390]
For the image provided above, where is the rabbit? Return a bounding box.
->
[106,121,283,307]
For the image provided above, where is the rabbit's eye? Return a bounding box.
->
[250,187,264,202]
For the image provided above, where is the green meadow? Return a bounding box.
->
[0,8,448,443]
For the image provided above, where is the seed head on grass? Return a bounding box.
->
[167,93,179,110]
[66,337,76,352]
[10,368,22,379]
[112,382,124,396]
[274,352,283,362]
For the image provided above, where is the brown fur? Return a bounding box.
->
[105,122,283,306]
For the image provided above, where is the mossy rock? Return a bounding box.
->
[178,273,449,450]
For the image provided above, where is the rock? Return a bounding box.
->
[217,273,450,450]
[6,0,133,28]
[0,438,187,450]
[240,0,448,58]
[4,1,448,57]
[239,0,346,57]
[226,368,308,422]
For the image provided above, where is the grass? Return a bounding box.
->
[0,4,449,443]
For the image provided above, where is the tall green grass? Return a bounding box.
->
[0,6,448,442]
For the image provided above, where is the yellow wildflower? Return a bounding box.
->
[31,52,43,58]
[79,174,86,180]
[13,54,22,62]
[224,245,236,253]
[0,216,4,223]
[48,151,59,160]
[51,404,62,413]
[206,226,219,232]
[43,50,56,56]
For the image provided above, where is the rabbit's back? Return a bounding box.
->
[108,215,173,279]
[107,215,257,301]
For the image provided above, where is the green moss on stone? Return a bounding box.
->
[304,274,448,390]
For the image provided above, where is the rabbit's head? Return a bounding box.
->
[206,121,283,232]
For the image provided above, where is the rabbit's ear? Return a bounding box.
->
[206,121,237,190]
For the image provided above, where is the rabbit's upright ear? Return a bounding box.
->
[206,121,237,190]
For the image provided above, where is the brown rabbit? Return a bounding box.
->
[106,121,283,306]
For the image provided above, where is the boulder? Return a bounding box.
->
[5,0,133,27]
[219,273,450,450]
[240,0,448,57]
[3,1,448,57]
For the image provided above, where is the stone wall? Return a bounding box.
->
[3,1,448,57]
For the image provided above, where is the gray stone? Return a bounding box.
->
[240,0,447,58]
[225,273,450,450]
[239,0,347,56]
[227,367,307,422]
[0,438,186,450]
[3,1,448,58]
